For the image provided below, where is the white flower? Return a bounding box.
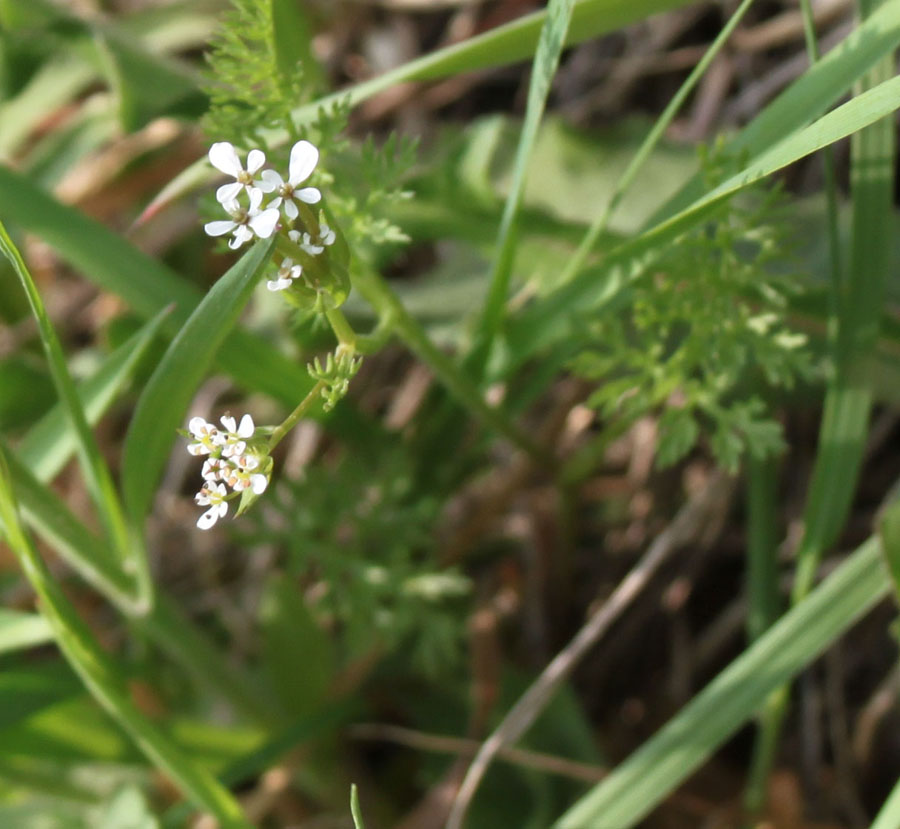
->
[187,417,223,456]
[219,413,255,458]
[260,140,321,220]
[201,457,227,481]
[222,454,268,494]
[267,258,303,292]
[204,190,280,250]
[208,142,274,204]
[195,482,228,530]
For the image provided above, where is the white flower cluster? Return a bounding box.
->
[204,139,322,251]
[186,414,269,529]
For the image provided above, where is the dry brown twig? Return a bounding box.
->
[445,468,736,829]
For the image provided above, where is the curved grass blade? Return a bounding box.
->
[554,536,889,828]
[122,239,275,526]
[0,219,131,568]
[0,610,54,656]
[18,309,169,484]
[0,447,252,828]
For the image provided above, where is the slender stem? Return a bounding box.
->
[325,306,357,349]
[745,455,781,644]
[352,265,549,464]
[268,381,327,451]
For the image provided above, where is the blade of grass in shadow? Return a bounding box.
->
[0,220,137,588]
[745,6,896,806]
[122,238,275,527]
[554,535,890,828]
[469,0,576,373]
[18,309,169,484]
[746,455,781,644]
[0,447,251,828]
[0,610,54,656]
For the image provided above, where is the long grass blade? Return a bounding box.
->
[554,536,889,828]
[471,0,576,367]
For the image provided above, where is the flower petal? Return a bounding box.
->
[283,199,298,221]
[197,506,219,529]
[229,226,253,249]
[246,149,266,174]
[216,182,243,204]
[220,415,236,432]
[267,278,292,291]
[248,187,264,212]
[188,416,208,435]
[296,187,321,205]
[257,169,280,193]
[204,220,236,237]
[251,474,268,494]
[208,142,242,176]
[249,208,280,239]
[288,140,319,185]
[237,414,255,437]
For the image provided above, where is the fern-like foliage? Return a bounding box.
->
[572,146,815,472]
[202,0,309,147]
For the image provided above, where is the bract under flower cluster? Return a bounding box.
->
[186,414,269,529]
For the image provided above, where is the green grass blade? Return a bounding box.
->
[122,239,275,526]
[18,310,168,484]
[0,448,252,828]
[872,777,900,829]
[0,219,132,569]
[0,610,54,656]
[472,0,576,363]
[554,536,889,828]
[647,0,900,225]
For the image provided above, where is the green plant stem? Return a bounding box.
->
[558,0,757,287]
[0,447,251,828]
[325,306,358,349]
[352,265,549,463]
[746,455,781,643]
[269,381,328,451]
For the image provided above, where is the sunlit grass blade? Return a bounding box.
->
[554,536,890,828]
[122,239,275,526]
[0,610,54,656]
[872,776,900,829]
[0,447,252,828]
[647,0,900,224]
[0,219,132,572]
[471,0,576,367]
[18,309,169,484]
